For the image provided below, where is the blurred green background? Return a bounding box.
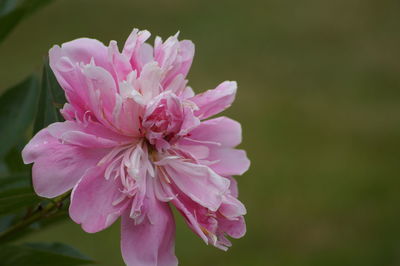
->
[1,0,400,265]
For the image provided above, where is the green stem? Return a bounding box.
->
[0,192,70,241]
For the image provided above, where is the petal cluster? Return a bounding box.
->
[22,29,250,266]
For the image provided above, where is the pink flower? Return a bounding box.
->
[22,29,250,266]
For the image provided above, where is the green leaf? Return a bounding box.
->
[0,0,56,42]
[0,209,70,244]
[0,173,30,192]
[34,60,66,134]
[0,214,15,232]
[0,173,39,216]
[0,242,94,265]
[0,161,7,175]
[0,186,39,216]
[0,173,70,243]
[4,145,29,173]
[0,76,39,159]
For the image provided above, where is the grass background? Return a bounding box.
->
[1,0,400,265]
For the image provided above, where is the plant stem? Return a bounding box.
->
[0,192,70,242]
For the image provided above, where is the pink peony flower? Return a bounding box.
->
[22,29,250,266]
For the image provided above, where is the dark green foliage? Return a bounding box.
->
[0,76,39,159]
[0,242,94,265]
[0,173,36,216]
[0,0,56,42]
[34,60,66,134]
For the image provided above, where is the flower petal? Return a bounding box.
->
[219,194,246,219]
[219,215,246,239]
[121,179,177,266]
[156,157,230,211]
[47,121,131,148]
[208,148,250,176]
[186,116,242,147]
[123,28,152,73]
[81,63,118,126]
[190,81,237,119]
[22,129,107,198]
[154,34,194,87]
[49,38,115,119]
[50,37,112,74]
[69,165,129,233]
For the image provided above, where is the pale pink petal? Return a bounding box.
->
[219,195,246,219]
[50,38,112,73]
[154,34,194,87]
[139,43,154,66]
[69,165,130,233]
[165,74,187,96]
[49,38,116,119]
[121,179,177,266]
[154,35,179,76]
[114,96,143,137]
[178,103,200,136]
[219,215,246,239]
[123,28,152,73]
[174,40,195,79]
[81,63,118,125]
[181,86,195,99]
[108,40,133,82]
[60,103,78,121]
[156,157,230,211]
[138,62,163,103]
[191,81,237,119]
[176,140,249,177]
[175,142,210,160]
[186,116,242,147]
[49,120,130,141]
[227,176,239,198]
[170,193,208,243]
[47,121,131,148]
[49,49,90,119]
[143,92,199,150]
[208,148,250,176]
[169,185,246,248]
[22,129,107,198]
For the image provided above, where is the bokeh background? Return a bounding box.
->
[1,0,400,265]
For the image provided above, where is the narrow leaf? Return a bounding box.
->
[0,173,38,216]
[34,60,66,134]
[0,186,40,216]
[0,76,39,158]
[0,242,94,265]
[0,209,69,244]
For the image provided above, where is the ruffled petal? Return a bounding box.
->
[219,194,246,219]
[208,148,250,176]
[49,38,113,74]
[154,34,194,87]
[69,165,130,233]
[123,28,152,73]
[219,215,246,239]
[22,128,108,198]
[227,176,239,198]
[49,38,115,120]
[190,81,237,119]
[81,63,119,128]
[156,157,229,211]
[121,178,177,266]
[169,184,246,249]
[50,39,140,136]
[185,116,242,147]
[47,121,132,148]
